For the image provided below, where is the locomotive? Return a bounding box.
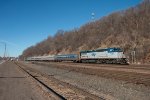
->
[26,47,128,64]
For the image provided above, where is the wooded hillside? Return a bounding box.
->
[21,0,150,63]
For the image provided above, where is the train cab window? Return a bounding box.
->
[95,49,107,52]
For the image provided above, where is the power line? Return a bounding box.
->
[4,43,6,57]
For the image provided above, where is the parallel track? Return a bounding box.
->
[33,61,150,87]
[32,61,150,70]
[15,62,66,100]
[53,62,150,70]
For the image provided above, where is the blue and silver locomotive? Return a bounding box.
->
[80,48,128,64]
[26,47,128,64]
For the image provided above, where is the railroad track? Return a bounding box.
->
[53,62,150,70]
[15,62,66,100]
[32,61,150,87]
[34,61,150,75]
[33,61,150,71]
[15,62,104,100]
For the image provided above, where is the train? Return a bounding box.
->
[26,47,129,64]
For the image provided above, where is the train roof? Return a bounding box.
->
[56,54,78,56]
[80,47,123,53]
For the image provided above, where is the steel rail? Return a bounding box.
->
[15,62,66,100]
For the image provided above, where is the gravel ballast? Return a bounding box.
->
[23,62,150,100]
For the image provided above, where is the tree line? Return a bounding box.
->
[21,0,150,63]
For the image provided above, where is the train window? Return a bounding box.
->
[114,48,123,52]
[109,49,113,52]
[95,49,107,52]
[81,53,87,55]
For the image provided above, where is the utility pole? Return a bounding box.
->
[134,48,136,64]
[4,43,6,58]
[133,50,135,64]
[131,50,136,64]
[0,42,7,58]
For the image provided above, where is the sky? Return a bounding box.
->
[0,0,142,57]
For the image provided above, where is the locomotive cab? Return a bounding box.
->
[107,48,128,64]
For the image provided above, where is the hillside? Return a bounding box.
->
[21,0,150,63]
